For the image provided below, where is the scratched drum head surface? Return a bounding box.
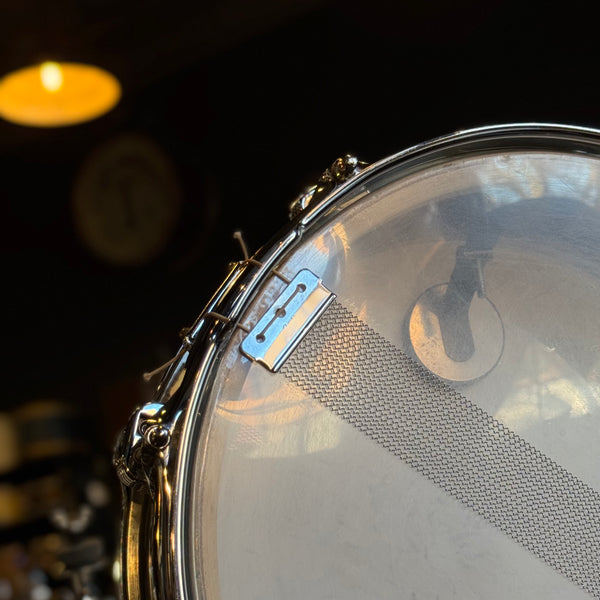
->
[186,145,600,599]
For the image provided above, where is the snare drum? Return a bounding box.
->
[115,124,600,600]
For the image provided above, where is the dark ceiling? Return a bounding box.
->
[2,0,599,437]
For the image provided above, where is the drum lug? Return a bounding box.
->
[114,402,171,489]
[289,154,368,219]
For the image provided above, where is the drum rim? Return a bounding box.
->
[295,121,600,225]
[119,122,600,600]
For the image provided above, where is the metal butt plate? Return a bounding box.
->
[240,269,335,372]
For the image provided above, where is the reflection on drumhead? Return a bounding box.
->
[187,148,600,600]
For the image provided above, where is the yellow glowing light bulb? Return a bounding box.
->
[40,61,64,92]
[0,61,121,127]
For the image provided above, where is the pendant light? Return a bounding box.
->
[0,61,121,127]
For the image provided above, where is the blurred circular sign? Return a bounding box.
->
[72,133,182,266]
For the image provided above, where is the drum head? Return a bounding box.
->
[183,128,600,599]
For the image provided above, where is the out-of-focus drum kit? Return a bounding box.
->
[0,400,116,600]
[113,124,600,600]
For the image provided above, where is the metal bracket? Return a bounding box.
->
[240,269,335,372]
[114,402,169,488]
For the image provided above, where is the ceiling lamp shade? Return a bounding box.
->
[0,61,121,127]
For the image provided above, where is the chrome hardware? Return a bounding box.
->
[240,269,335,371]
[289,186,316,220]
[144,424,171,450]
[289,154,368,219]
[143,257,254,384]
[114,402,170,488]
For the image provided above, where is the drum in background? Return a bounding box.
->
[115,124,600,600]
[0,413,20,476]
[0,400,117,600]
[13,399,91,463]
[0,399,91,535]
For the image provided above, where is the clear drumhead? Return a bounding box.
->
[185,130,600,599]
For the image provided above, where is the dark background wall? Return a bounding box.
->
[2,0,599,446]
